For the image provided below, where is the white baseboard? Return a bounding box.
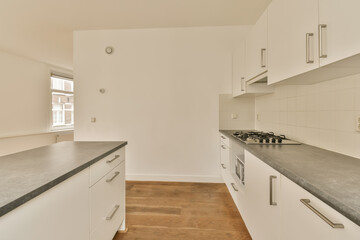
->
[125,174,222,183]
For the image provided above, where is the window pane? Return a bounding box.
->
[52,92,74,127]
[51,76,73,92]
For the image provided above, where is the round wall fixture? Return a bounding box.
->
[99,88,106,94]
[105,47,113,54]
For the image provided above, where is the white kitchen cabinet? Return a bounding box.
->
[244,150,281,240]
[233,40,274,97]
[0,146,126,240]
[318,0,360,67]
[280,175,360,240]
[267,0,319,85]
[232,41,246,97]
[245,9,268,81]
[220,141,230,172]
[220,134,230,181]
[90,161,125,240]
[90,147,125,186]
[0,169,90,240]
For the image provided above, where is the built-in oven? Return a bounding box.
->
[230,140,245,186]
[235,155,245,185]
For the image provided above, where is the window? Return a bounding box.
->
[51,75,74,129]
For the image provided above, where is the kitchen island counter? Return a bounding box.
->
[0,141,127,217]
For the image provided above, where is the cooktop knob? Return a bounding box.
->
[271,138,276,143]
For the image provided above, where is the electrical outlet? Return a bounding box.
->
[356,115,360,132]
[257,113,261,121]
[231,113,238,119]
[91,117,96,123]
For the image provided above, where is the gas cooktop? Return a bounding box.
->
[232,131,301,145]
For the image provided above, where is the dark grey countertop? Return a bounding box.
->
[220,130,360,227]
[0,141,127,218]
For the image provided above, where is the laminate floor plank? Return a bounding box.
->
[114,181,251,240]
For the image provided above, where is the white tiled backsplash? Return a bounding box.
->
[219,94,255,130]
[255,73,360,158]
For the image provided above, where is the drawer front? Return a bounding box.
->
[220,162,228,180]
[90,147,125,186]
[220,133,230,147]
[280,175,360,240]
[90,162,125,232]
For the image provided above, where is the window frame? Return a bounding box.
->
[50,74,74,131]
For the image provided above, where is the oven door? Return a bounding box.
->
[235,156,245,185]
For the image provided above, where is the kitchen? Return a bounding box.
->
[0,0,360,240]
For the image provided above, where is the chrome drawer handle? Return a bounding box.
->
[106,171,120,183]
[221,164,226,169]
[106,205,120,220]
[106,154,120,164]
[318,24,327,58]
[269,176,277,206]
[221,136,226,139]
[231,183,238,192]
[306,33,314,63]
[261,48,266,68]
[221,145,226,149]
[300,199,344,229]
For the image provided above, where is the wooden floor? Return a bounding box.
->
[113,181,251,240]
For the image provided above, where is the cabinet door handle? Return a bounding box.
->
[318,24,327,58]
[241,77,245,91]
[300,199,344,228]
[221,163,226,169]
[221,145,226,149]
[106,205,120,220]
[106,154,120,164]
[269,175,277,206]
[306,33,314,63]
[221,136,226,140]
[261,48,266,68]
[231,183,238,192]
[106,171,120,182]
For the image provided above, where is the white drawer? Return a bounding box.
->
[220,133,230,147]
[90,147,125,186]
[220,162,229,180]
[90,211,124,240]
[90,162,125,232]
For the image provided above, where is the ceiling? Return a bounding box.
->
[0,0,271,69]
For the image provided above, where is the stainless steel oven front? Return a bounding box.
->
[230,140,245,186]
[235,155,245,185]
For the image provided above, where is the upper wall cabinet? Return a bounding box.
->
[267,0,360,85]
[318,0,360,67]
[245,9,268,81]
[267,0,319,85]
[232,41,246,97]
[232,40,274,97]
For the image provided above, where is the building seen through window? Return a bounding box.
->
[51,75,74,129]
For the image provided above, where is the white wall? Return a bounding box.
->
[74,26,250,182]
[219,94,255,130]
[255,74,360,158]
[0,50,73,156]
